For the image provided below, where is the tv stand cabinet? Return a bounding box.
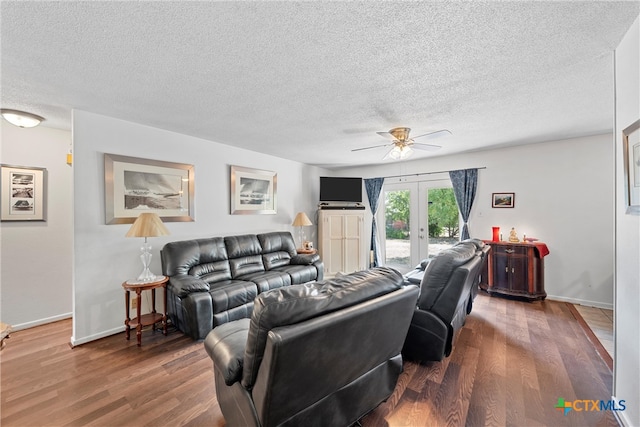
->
[480,241,547,301]
[318,209,365,276]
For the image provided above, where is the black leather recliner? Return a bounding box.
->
[204,267,420,427]
[402,240,487,362]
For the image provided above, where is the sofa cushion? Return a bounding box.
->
[190,259,233,284]
[213,303,255,328]
[209,280,259,314]
[241,266,404,389]
[162,237,230,278]
[457,238,485,251]
[290,253,320,265]
[236,270,291,293]
[404,268,425,286]
[229,255,265,278]
[257,231,296,256]
[225,235,266,278]
[259,232,298,270]
[418,244,476,310]
[262,251,292,270]
[225,234,263,258]
[272,264,318,284]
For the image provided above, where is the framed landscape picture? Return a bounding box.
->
[492,192,515,208]
[0,164,46,221]
[104,153,195,224]
[230,165,277,215]
[622,119,640,215]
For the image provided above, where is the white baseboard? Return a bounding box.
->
[546,295,613,310]
[10,315,127,347]
[612,395,631,427]
[11,312,72,331]
[70,325,125,347]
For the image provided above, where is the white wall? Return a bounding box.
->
[71,110,326,345]
[338,133,615,307]
[614,15,640,427]
[0,123,73,329]
[2,110,618,341]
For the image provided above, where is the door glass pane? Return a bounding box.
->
[427,188,459,258]
[384,189,411,270]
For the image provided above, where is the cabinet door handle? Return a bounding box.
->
[505,267,509,273]
[505,249,515,254]
[511,267,515,273]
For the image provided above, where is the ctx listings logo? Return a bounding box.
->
[555,398,626,416]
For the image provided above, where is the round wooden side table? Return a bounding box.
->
[122,276,169,346]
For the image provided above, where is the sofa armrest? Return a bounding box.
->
[204,318,250,386]
[290,253,320,265]
[168,275,210,298]
[402,309,451,361]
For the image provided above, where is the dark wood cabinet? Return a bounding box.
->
[480,241,547,301]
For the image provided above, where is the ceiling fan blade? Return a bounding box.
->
[412,143,441,151]
[376,131,397,141]
[351,143,392,152]
[411,129,452,140]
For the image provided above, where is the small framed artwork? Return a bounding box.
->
[622,119,640,215]
[230,165,277,215]
[1,164,46,221]
[104,153,195,224]
[492,192,515,208]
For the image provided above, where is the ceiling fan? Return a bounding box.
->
[352,127,451,160]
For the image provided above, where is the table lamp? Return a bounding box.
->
[292,212,312,248]
[125,212,170,282]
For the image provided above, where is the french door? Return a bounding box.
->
[380,180,459,273]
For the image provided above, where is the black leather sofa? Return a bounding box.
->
[402,239,489,362]
[204,267,420,427]
[160,231,324,340]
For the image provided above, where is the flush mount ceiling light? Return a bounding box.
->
[1,109,45,128]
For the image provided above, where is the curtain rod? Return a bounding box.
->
[379,166,487,180]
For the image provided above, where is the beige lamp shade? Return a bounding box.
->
[125,212,170,238]
[292,212,312,227]
[125,212,169,282]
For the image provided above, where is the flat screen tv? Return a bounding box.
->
[319,177,362,203]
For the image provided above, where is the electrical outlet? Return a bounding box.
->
[131,298,137,309]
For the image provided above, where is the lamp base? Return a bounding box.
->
[297,227,307,249]
[136,240,158,282]
[136,268,158,282]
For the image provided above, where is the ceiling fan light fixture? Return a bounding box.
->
[389,127,411,142]
[389,144,413,160]
[1,109,45,128]
[359,126,449,160]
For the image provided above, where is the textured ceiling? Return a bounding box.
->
[1,1,639,168]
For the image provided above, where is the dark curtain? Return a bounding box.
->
[449,168,478,240]
[364,177,385,267]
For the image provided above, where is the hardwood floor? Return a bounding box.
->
[1,293,617,427]
[573,304,614,360]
